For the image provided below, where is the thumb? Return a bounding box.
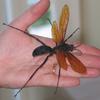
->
[11,0,50,30]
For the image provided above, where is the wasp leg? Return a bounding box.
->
[14,53,53,97]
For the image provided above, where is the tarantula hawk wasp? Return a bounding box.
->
[3,4,87,97]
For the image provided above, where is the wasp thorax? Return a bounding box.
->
[56,43,74,52]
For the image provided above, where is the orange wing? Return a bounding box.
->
[52,4,69,43]
[59,4,69,40]
[66,53,87,74]
[52,21,61,43]
[56,51,68,70]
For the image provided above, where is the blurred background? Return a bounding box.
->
[0,0,100,100]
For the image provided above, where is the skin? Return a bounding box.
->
[0,0,100,89]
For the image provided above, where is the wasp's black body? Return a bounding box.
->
[33,43,74,57]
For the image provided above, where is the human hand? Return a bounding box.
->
[0,0,100,90]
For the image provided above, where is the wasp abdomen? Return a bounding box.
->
[32,45,53,57]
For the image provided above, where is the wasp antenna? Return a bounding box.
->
[2,23,47,46]
[46,18,52,26]
[64,27,80,42]
[14,52,53,97]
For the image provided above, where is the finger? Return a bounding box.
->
[48,75,80,87]
[76,42,100,56]
[79,68,100,78]
[32,74,80,87]
[76,54,100,68]
[58,67,100,78]
[11,0,50,30]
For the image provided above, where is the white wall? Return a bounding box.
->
[81,0,100,48]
